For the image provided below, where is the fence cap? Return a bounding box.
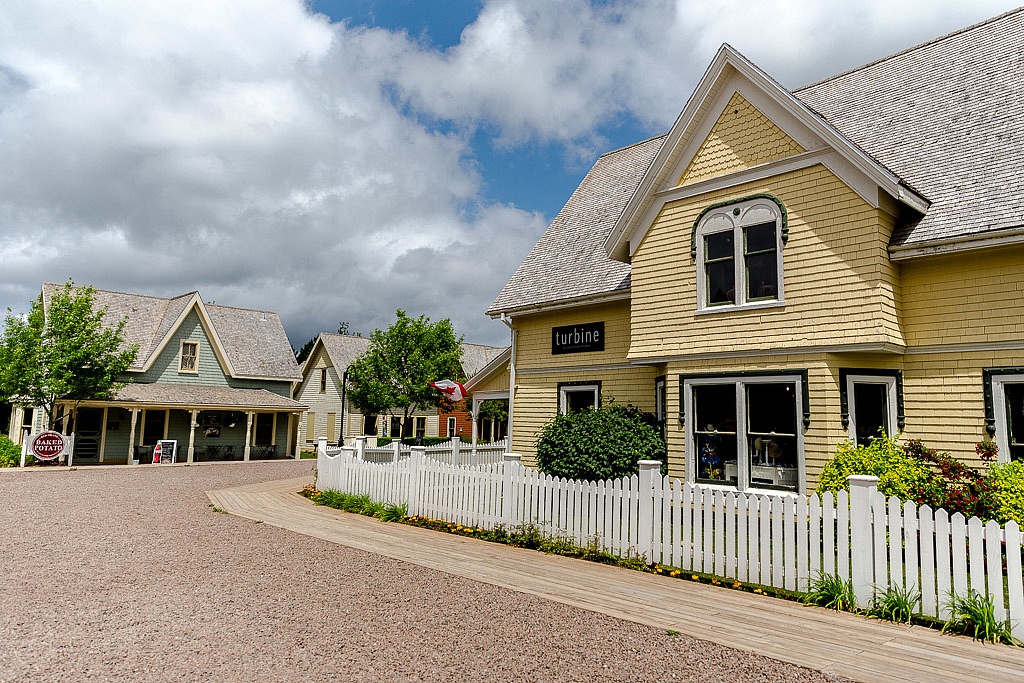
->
[847,474,880,487]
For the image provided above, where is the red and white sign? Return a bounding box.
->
[429,379,468,402]
[31,431,67,461]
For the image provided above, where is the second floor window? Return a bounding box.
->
[695,197,786,311]
[180,341,198,372]
[319,368,328,393]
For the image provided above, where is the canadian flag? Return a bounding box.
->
[429,379,468,402]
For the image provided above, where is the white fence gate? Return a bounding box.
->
[315,444,1024,637]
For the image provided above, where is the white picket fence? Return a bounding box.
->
[315,444,1024,637]
[350,437,508,466]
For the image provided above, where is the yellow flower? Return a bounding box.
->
[732,581,742,588]
[691,575,699,581]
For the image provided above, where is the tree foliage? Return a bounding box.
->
[0,281,139,430]
[535,403,666,482]
[478,399,508,422]
[346,310,463,434]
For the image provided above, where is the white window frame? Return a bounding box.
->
[991,374,1024,463]
[845,374,898,445]
[447,416,457,437]
[683,374,805,494]
[695,198,785,314]
[559,383,600,414]
[319,368,328,393]
[179,340,199,373]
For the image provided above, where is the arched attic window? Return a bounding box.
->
[692,194,788,312]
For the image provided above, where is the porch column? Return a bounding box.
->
[244,411,253,461]
[127,409,140,465]
[187,409,198,464]
[294,413,302,459]
[292,413,301,460]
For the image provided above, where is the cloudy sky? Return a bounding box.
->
[0,0,1017,349]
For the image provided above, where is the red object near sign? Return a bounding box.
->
[153,443,162,464]
[31,431,66,461]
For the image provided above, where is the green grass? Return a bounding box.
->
[943,590,1020,645]
[805,572,858,612]
[868,583,921,624]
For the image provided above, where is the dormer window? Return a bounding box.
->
[180,341,198,373]
[694,195,787,312]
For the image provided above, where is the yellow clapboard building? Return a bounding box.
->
[487,9,1024,494]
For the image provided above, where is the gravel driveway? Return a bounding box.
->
[0,462,848,682]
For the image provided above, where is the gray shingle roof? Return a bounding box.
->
[40,283,301,381]
[487,135,665,315]
[115,382,305,409]
[794,8,1024,247]
[460,343,506,377]
[318,333,371,371]
[316,333,503,379]
[205,303,300,379]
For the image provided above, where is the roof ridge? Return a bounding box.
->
[795,7,1024,92]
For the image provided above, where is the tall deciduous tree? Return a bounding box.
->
[0,281,139,430]
[347,310,463,438]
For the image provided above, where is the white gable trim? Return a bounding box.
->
[605,44,929,263]
[141,295,237,377]
[464,347,511,392]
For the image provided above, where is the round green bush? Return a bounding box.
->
[535,403,665,482]
[0,434,22,468]
[815,435,934,501]
[985,460,1024,525]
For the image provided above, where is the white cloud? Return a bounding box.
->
[0,0,1017,349]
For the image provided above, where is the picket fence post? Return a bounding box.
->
[354,436,365,460]
[317,437,328,457]
[451,437,461,465]
[502,453,522,526]
[339,445,354,491]
[407,446,426,516]
[392,440,401,462]
[637,461,661,562]
[848,474,878,608]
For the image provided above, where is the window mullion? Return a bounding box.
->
[736,381,748,491]
[734,226,745,306]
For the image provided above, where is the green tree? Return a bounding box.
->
[0,281,139,430]
[347,310,463,438]
[535,403,666,481]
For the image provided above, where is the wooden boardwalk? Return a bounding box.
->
[208,476,1024,682]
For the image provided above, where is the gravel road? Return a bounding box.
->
[0,462,849,682]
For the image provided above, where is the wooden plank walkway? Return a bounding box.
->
[208,476,1024,683]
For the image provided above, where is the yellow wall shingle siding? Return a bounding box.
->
[510,301,657,463]
[471,365,511,393]
[630,165,903,360]
[901,246,1024,347]
[678,92,806,186]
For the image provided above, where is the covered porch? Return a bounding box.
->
[62,384,307,465]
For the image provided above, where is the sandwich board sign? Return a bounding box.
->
[153,440,177,464]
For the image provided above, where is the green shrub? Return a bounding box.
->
[985,460,1024,525]
[535,403,665,482]
[0,435,22,468]
[817,436,1000,521]
[816,435,932,501]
